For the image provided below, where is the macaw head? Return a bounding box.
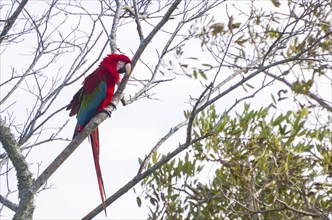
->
[101,53,132,75]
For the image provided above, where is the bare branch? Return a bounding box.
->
[131,0,182,69]
[0,194,18,212]
[109,0,122,52]
[137,120,188,174]
[132,0,144,41]
[0,0,28,44]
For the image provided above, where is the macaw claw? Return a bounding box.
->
[102,109,113,117]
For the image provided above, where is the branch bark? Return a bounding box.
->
[265,71,332,112]
[30,67,132,193]
[82,132,212,220]
[0,0,29,44]
[0,194,18,212]
[82,82,213,219]
[131,0,182,70]
[197,31,332,114]
[137,120,188,174]
[109,0,122,53]
[8,0,183,216]
[0,120,34,220]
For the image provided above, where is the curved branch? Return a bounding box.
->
[82,133,211,220]
[82,82,213,219]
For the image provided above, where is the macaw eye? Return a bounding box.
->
[118,66,126,73]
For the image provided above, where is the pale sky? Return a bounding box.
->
[1,1,331,219]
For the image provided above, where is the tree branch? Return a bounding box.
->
[131,0,182,70]
[31,67,133,194]
[109,0,122,53]
[196,30,332,114]
[132,0,144,41]
[82,82,213,219]
[0,120,34,219]
[0,194,18,212]
[265,71,332,112]
[82,132,212,220]
[137,120,188,174]
[0,0,29,44]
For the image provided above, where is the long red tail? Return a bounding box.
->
[89,128,107,216]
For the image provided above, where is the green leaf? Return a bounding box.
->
[138,157,143,165]
[271,94,277,105]
[268,28,281,39]
[152,152,158,163]
[187,57,199,60]
[245,83,254,89]
[136,196,142,207]
[239,48,246,59]
[272,115,285,126]
[150,197,156,206]
[235,38,248,47]
[319,21,330,34]
[210,22,225,36]
[271,0,281,7]
[232,22,241,29]
[199,69,207,80]
[184,110,191,119]
[201,63,213,69]
[300,107,308,118]
[193,69,198,79]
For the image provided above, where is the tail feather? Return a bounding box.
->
[89,128,107,216]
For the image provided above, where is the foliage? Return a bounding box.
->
[139,0,332,219]
[0,0,225,219]
[142,104,331,219]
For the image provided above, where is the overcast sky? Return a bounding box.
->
[1,1,331,219]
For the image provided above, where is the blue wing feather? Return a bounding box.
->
[74,80,106,136]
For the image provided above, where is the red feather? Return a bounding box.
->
[67,53,132,118]
[67,54,132,216]
[89,128,107,216]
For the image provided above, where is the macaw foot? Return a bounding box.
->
[109,102,117,110]
[102,109,112,117]
[100,103,116,117]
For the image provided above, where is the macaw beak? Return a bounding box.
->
[118,63,131,74]
[125,63,131,74]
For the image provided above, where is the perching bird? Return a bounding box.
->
[66,54,132,215]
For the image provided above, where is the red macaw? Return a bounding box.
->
[66,54,132,215]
